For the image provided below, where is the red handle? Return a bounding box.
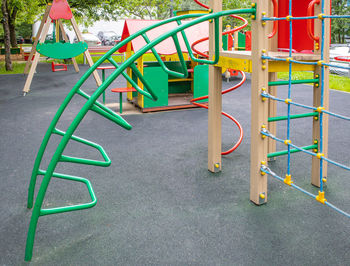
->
[268,0,278,39]
[307,0,320,47]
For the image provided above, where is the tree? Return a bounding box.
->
[1,0,12,70]
[331,0,350,43]
[115,0,182,20]
[2,0,43,47]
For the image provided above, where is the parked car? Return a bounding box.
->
[103,35,121,46]
[97,31,120,46]
[17,36,24,44]
[74,33,101,46]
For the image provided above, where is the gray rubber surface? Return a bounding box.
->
[0,64,349,265]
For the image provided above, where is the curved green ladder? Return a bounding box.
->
[25,7,256,261]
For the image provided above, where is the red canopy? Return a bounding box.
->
[119,19,209,55]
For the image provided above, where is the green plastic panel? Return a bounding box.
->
[143,66,168,108]
[165,61,192,94]
[222,34,228,51]
[193,65,209,103]
[0,48,21,55]
[238,32,246,50]
[36,42,88,59]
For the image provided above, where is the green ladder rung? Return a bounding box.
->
[76,89,132,130]
[52,128,111,167]
[268,144,317,158]
[37,169,97,216]
[268,112,318,122]
[268,78,319,86]
[59,154,110,167]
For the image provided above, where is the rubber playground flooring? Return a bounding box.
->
[0,63,349,265]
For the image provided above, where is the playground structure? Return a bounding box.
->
[24,0,350,261]
[117,19,209,112]
[22,0,101,94]
[117,18,251,112]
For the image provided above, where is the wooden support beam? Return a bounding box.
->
[24,7,48,72]
[23,18,52,94]
[208,0,222,172]
[70,16,102,87]
[24,5,51,74]
[250,0,269,204]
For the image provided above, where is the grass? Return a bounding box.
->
[278,71,350,92]
[0,61,26,74]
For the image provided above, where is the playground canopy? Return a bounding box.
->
[119,19,209,55]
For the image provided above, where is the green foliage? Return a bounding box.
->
[331,0,350,43]
[115,0,182,20]
[222,0,251,31]
[16,23,32,38]
[180,0,251,31]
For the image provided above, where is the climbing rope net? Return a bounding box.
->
[259,1,350,218]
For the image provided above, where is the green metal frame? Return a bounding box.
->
[25,7,256,261]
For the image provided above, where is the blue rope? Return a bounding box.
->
[322,156,350,172]
[261,167,350,218]
[323,110,350,121]
[263,92,350,122]
[261,92,317,111]
[260,0,349,219]
[325,202,350,218]
[261,130,350,171]
[323,63,350,70]
[262,16,319,21]
[319,1,326,192]
[261,15,350,20]
[287,0,293,176]
[323,15,350,18]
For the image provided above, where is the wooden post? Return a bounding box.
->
[70,17,102,87]
[311,0,330,186]
[23,18,52,94]
[250,0,269,204]
[58,20,79,73]
[24,4,51,74]
[208,0,222,172]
